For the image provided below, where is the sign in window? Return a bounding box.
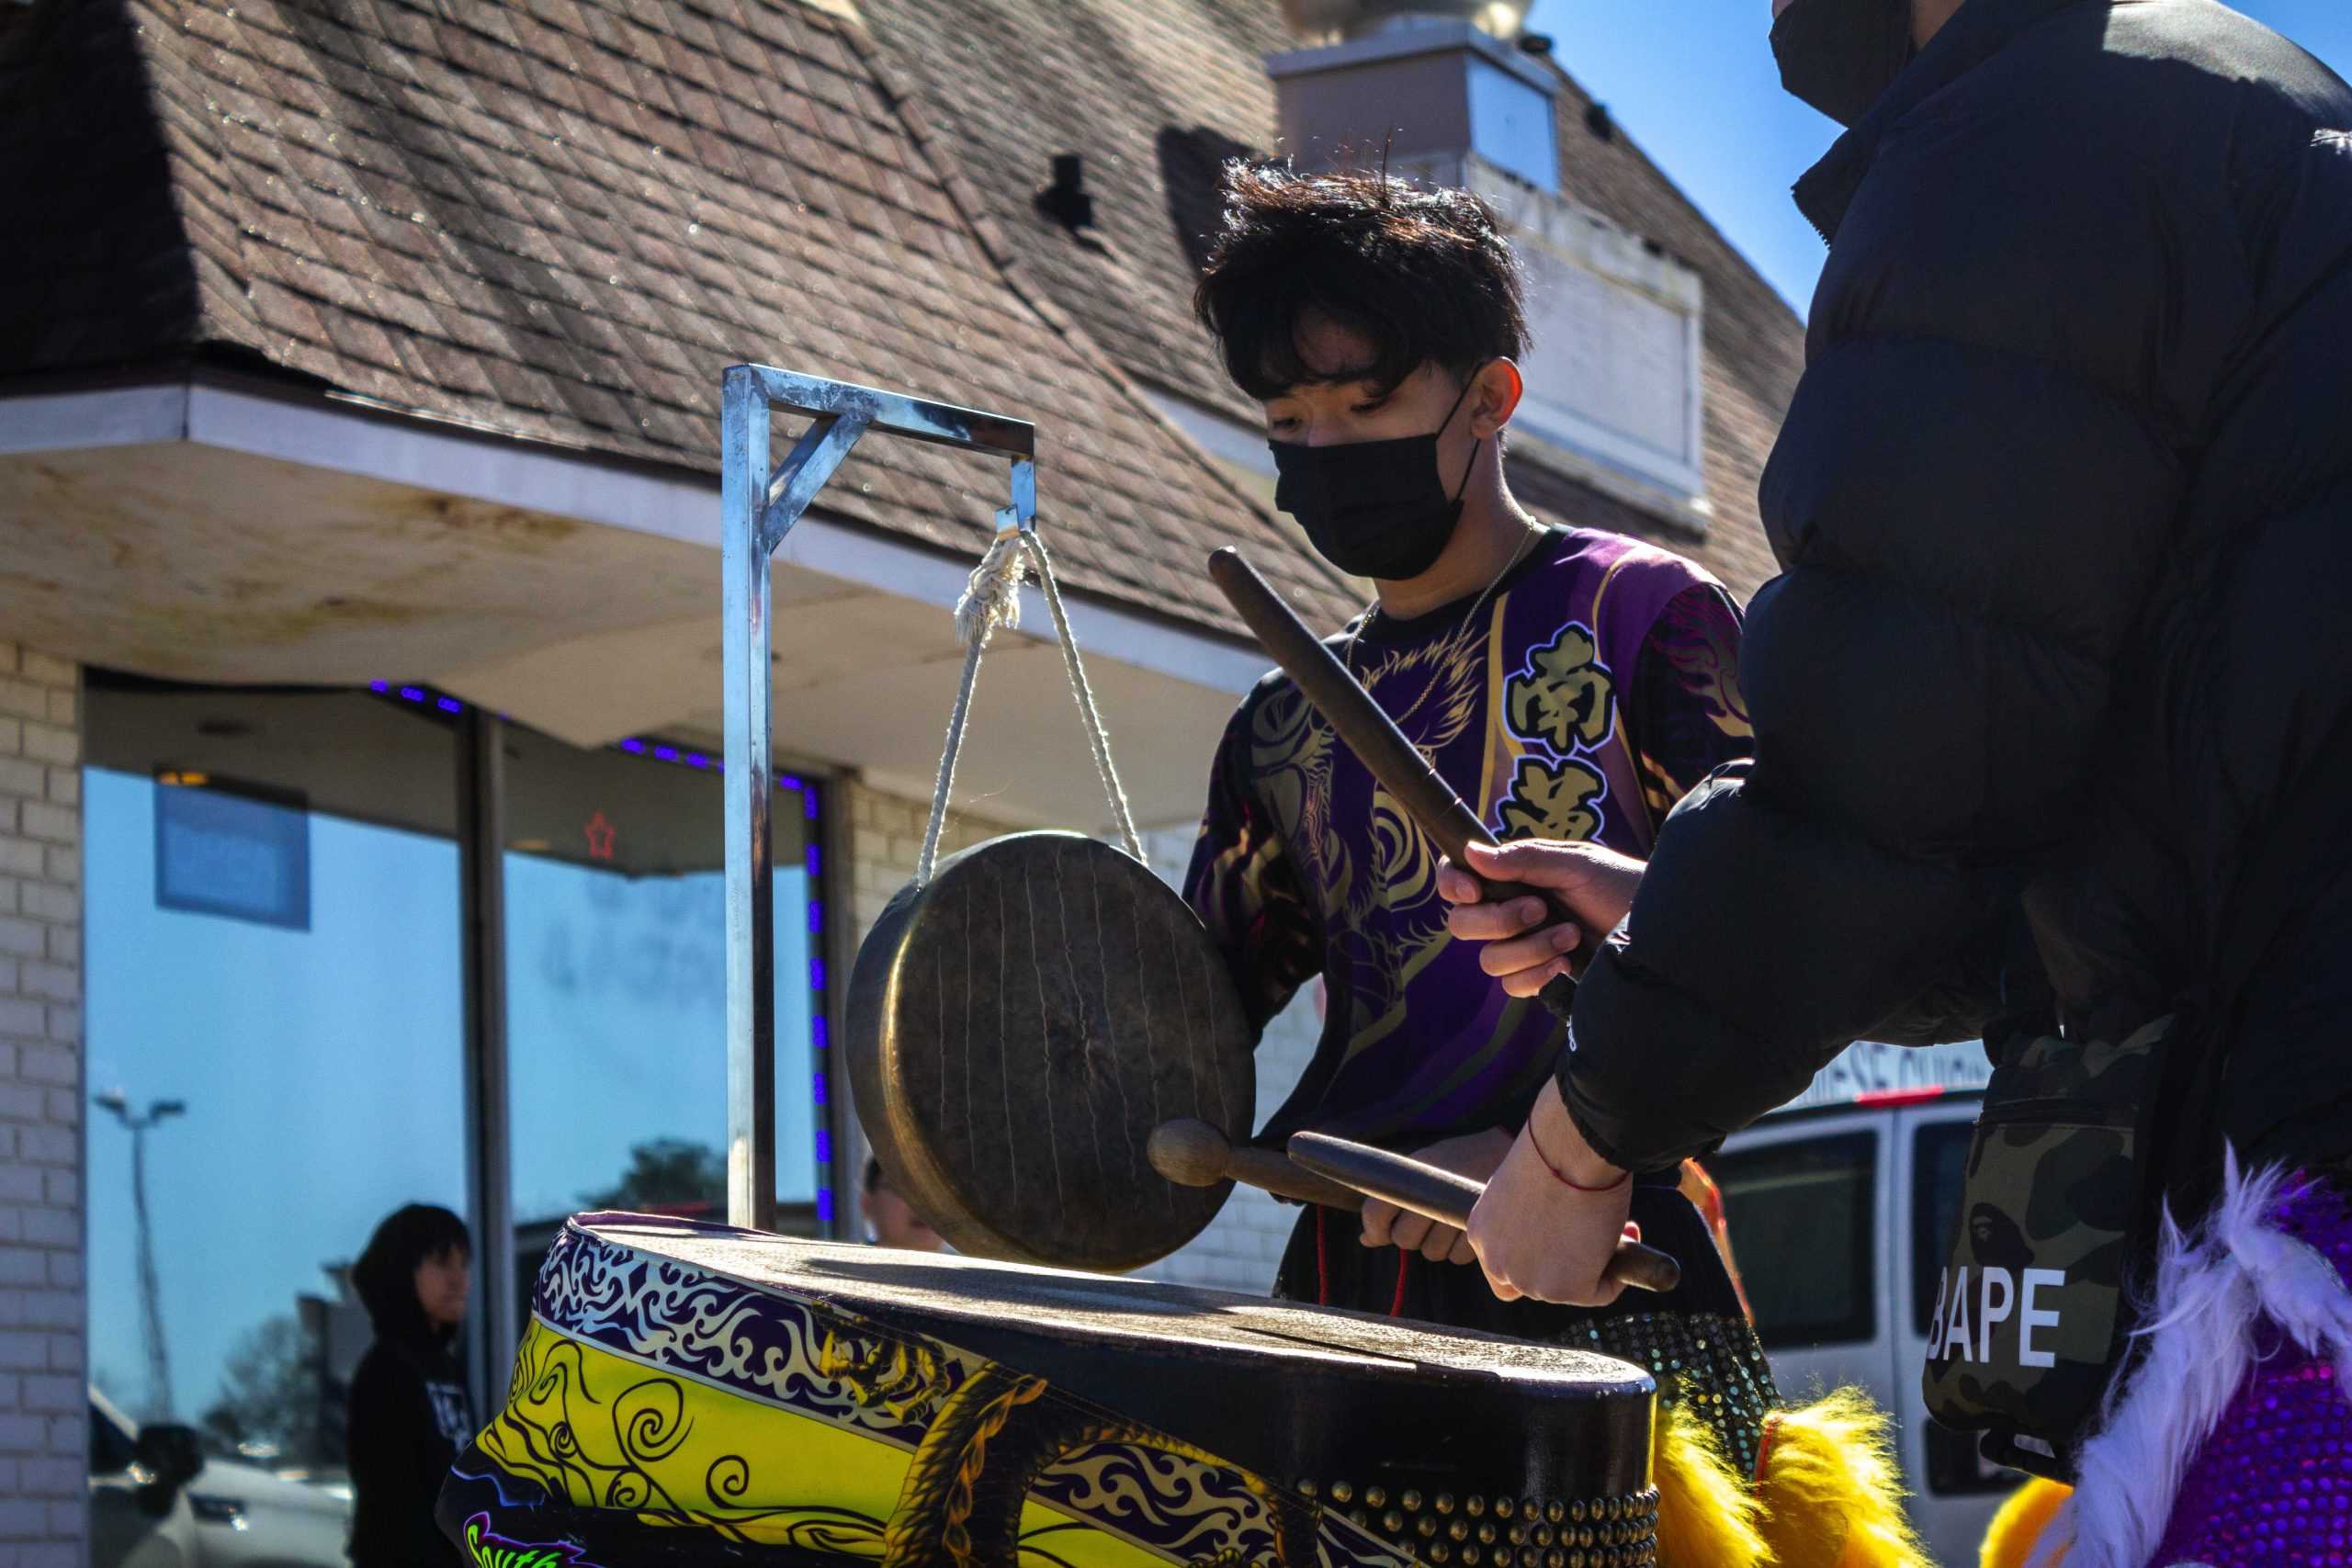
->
[153,775,311,931]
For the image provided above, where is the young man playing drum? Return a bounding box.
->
[1182,164,1777,1469]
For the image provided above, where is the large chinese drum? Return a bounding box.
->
[440,1213,1661,1567]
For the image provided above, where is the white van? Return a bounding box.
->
[1709,1042,2023,1568]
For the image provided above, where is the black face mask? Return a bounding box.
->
[1269,374,1483,581]
[1770,0,1916,129]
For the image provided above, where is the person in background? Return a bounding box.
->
[864,1156,944,1252]
[346,1204,475,1566]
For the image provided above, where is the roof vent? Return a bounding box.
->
[1036,154,1094,232]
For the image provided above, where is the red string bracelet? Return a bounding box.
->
[1528,1118,1631,1193]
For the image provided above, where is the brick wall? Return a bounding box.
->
[840,786,1309,1297]
[0,645,85,1565]
[842,780,1007,940]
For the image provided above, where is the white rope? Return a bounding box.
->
[1020,529,1147,864]
[914,525,1144,886]
[917,531,1023,886]
[954,525,1027,648]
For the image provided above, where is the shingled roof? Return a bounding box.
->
[0,0,1361,636]
[0,0,1805,628]
[852,0,1806,599]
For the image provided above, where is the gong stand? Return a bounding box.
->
[720,366,1035,1232]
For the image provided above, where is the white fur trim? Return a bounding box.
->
[2032,1151,2352,1568]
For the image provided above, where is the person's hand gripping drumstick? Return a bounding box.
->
[1358,1127,1512,1267]
[1149,1119,1682,1294]
[1439,840,1645,998]
[1439,837,1654,1305]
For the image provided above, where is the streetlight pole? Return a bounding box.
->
[95,1092,186,1422]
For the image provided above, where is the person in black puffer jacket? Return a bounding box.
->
[1443,0,2352,1560]
[346,1204,475,1566]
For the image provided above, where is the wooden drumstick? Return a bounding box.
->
[1148,1118,1367,1213]
[1206,547,1598,999]
[1288,1132,1681,1295]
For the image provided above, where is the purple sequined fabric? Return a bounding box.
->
[2151,1176,2352,1567]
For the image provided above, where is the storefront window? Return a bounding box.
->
[81,676,833,1508]
[501,728,820,1301]
[84,682,466,1475]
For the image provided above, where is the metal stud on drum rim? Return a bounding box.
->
[847,831,1254,1270]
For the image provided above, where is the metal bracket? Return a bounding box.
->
[720,365,1035,1232]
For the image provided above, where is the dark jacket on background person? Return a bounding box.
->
[1560,0,2352,1177]
[346,1257,473,1563]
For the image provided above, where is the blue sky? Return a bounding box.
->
[1526,0,2352,317]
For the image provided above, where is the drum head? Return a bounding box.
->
[847,832,1253,1270]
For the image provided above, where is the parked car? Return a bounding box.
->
[88,1388,352,1568]
[1709,1041,2022,1568]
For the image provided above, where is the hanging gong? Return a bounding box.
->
[847,831,1255,1272]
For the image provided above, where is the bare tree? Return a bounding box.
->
[200,1314,325,1464]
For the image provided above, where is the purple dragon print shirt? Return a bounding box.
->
[1183,526,1750,1148]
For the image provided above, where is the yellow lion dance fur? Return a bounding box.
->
[1653,1389,1934,1568]
[1977,1477,2071,1568]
